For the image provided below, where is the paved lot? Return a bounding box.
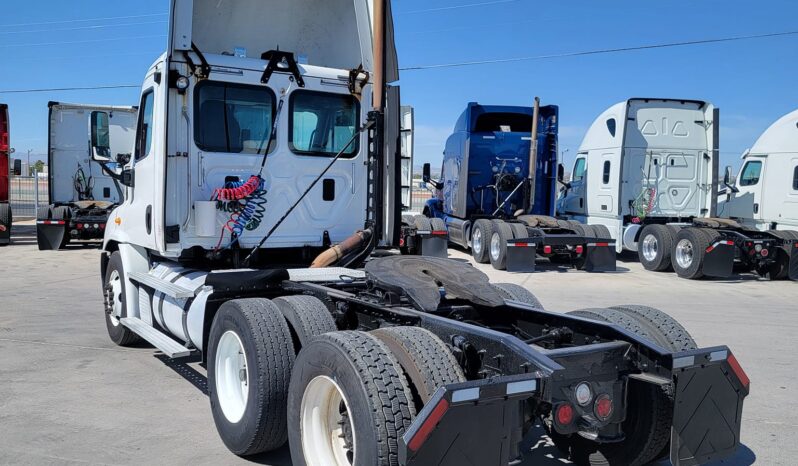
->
[0,223,793,465]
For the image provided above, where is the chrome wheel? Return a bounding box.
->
[107,269,123,326]
[641,234,659,262]
[490,232,502,262]
[215,330,249,424]
[472,227,483,255]
[301,375,356,465]
[674,238,694,269]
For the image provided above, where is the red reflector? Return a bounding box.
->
[760,248,769,257]
[100,224,106,229]
[594,395,613,420]
[555,403,574,426]
[595,242,609,247]
[399,238,405,247]
[727,353,750,389]
[432,230,448,236]
[575,245,584,254]
[543,245,552,254]
[77,224,83,229]
[407,398,449,452]
[706,245,714,253]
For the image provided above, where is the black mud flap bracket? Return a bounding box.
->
[789,240,798,281]
[415,229,449,258]
[670,346,749,466]
[400,374,541,466]
[506,239,537,272]
[702,240,735,278]
[583,239,617,272]
[36,220,69,250]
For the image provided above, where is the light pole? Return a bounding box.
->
[27,149,32,176]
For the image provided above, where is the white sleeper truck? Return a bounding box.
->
[559,98,797,280]
[36,102,137,250]
[96,3,749,465]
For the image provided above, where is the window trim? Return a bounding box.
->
[602,160,611,184]
[193,80,277,154]
[288,89,360,158]
[134,88,155,161]
[792,165,798,191]
[572,156,586,181]
[739,160,763,187]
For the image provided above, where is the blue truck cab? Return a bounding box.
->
[420,102,616,272]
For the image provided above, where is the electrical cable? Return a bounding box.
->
[0,13,167,28]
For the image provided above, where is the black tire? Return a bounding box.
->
[371,326,466,407]
[570,222,596,239]
[491,282,543,309]
[208,298,295,456]
[37,205,51,220]
[558,308,673,466]
[272,295,337,350]
[489,220,514,270]
[401,214,415,226]
[471,219,494,263]
[51,206,71,221]
[637,225,674,272]
[590,224,612,240]
[671,228,714,279]
[0,204,11,245]
[429,217,446,232]
[767,230,797,280]
[103,251,142,346]
[288,331,416,466]
[509,222,529,239]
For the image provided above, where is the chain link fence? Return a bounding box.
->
[9,174,48,219]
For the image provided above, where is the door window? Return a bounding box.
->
[793,166,798,190]
[739,161,763,186]
[194,82,275,154]
[572,157,586,181]
[602,160,611,184]
[289,91,359,157]
[135,90,155,160]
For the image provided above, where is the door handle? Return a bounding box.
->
[146,205,152,234]
[753,203,759,214]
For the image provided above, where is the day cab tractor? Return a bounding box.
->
[36,102,137,250]
[96,1,748,465]
[420,101,616,272]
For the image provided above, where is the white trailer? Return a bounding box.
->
[36,102,137,250]
[92,3,750,465]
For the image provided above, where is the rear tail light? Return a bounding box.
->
[543,245,552,254]
[76,224,83,229]
[760,248,769,257]
[575,382,592,406]
[555,403,574,426]
[575,245,584,255]
[594,394,613,421]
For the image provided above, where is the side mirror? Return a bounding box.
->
[12,159,22,176]
[723,165,739,193]
[422,163,432,183]
[557,163,565,183]
[90,111,111,162]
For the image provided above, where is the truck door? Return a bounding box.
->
[558,154,587,217]
[723,157,765,221]
[123,72,163,251]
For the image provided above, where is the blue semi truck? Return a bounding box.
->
[419,100,616,272]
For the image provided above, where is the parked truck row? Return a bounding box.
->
[79,1,751,466]
[559,99,797,281]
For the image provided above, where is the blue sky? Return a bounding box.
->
[1,0,797,171]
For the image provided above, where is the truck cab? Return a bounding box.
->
[720,108,798,230]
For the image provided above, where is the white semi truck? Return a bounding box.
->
[94,3,749,465]
[559,99,797,280]
[36,102,137,250]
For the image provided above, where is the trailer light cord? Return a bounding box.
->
[242,118,375,266]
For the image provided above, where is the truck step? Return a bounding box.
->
[128,271,198,299]
[120,317,192,358]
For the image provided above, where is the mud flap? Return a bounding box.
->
[506,240,536,272]
[36,221,69,250]
[670,347,749,466]
[790,241,798,281]
[416,230,449,258]
[0,222,9,245]
[583,240,617,272]
[400,375,540,466]
[702,240,735,278]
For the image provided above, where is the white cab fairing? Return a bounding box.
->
[720,109,798,229]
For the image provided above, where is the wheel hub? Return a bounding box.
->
[301,375,356,465]
[490,232,501,261]
[641,234,659,262]
[472,228,482,254]
[215,330,249,423]
[106,270,124,326]
[675,238,694,269]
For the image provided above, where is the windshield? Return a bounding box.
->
[195,82,275,154]
[473,112,532,133]
[290,91,359,157]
